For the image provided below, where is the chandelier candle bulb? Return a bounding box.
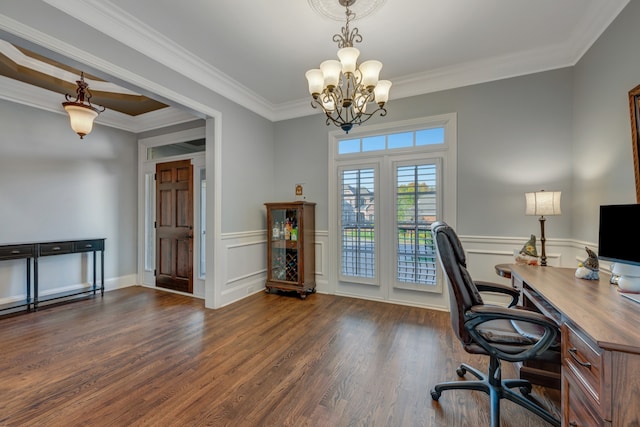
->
[322,97,336,111]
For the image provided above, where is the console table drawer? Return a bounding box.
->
[39,242,73,256]
[563,323,604,404]
[0,244,35,260]
[73,240,104,253]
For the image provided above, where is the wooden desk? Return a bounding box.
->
[511,265,640,426]
[494,263,513,279]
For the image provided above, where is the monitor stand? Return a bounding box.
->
[611,262,640,293]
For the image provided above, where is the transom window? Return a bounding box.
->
[338,127,445,154]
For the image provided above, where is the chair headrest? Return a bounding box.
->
[431,221,467,267]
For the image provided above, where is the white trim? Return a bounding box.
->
[138,127,206,148]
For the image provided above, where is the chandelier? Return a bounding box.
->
[62,72,105,139]
[305,0,391,133]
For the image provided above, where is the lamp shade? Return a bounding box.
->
[359,60,382,88]
[374,80,392,104]
[525,191,562,216]
[305,69,324,96]
[337,47,360,74]
[320,60,342,89]
[63,103,99,139]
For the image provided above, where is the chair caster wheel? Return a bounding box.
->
[456,366,467,377]
[430,389,441,401]
[520,385,532,396]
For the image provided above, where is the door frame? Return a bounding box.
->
[137,127,207,298]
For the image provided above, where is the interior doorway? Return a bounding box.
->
[155,159,194,293]
[138,126,208,299]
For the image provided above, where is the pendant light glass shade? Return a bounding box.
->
[63,104,99,139]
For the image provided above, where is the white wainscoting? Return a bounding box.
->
[216,230,330,307]
[461,235,603,293]
[217,231,267,307]
[158,230,603,310]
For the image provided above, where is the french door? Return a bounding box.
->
[329,115,457,306]
[337,156,441,295]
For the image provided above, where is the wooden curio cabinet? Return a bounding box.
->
[265,201,316,299]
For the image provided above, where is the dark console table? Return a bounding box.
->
[0,238,105,313]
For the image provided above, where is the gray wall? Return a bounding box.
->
[0,99,137,292]
[219,99,276,233]
[572,0,640,243]
[276,69,574,240]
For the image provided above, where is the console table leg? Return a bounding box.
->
[101,250,104,296]
[34,256,39,311]
[92,250,97,296]
[26,257,31,311]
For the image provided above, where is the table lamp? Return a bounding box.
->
[525,190,561,266]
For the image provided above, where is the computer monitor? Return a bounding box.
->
[598,204,640,266]
[599,204,640,292]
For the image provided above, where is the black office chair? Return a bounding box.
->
[430,221,560,427]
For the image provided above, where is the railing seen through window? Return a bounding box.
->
[396,164,437,286]
[340,168,375,278]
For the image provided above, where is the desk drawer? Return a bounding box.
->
[562,323,603,404]
[563,372,606,426]
[39,242,73,256]
[0,244,35,260]
[73,239,104,253]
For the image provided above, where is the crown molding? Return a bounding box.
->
[7,0,632,124]
[0,12,222,124]
[564,0,630,62]
[41,0,276,121]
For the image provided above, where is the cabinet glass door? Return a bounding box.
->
[270,208,299,283]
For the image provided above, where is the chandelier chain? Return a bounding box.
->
[332,7,362,48]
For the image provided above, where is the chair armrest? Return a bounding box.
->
[465,305,558,362]
[474,280,519,307]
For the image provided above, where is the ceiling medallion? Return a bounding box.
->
[308,0,386,21]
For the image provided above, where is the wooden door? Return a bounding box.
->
[156,160,193,293]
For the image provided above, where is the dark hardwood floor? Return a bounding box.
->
[0,287,559,426]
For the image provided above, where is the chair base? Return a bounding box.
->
[431,360,560,427]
